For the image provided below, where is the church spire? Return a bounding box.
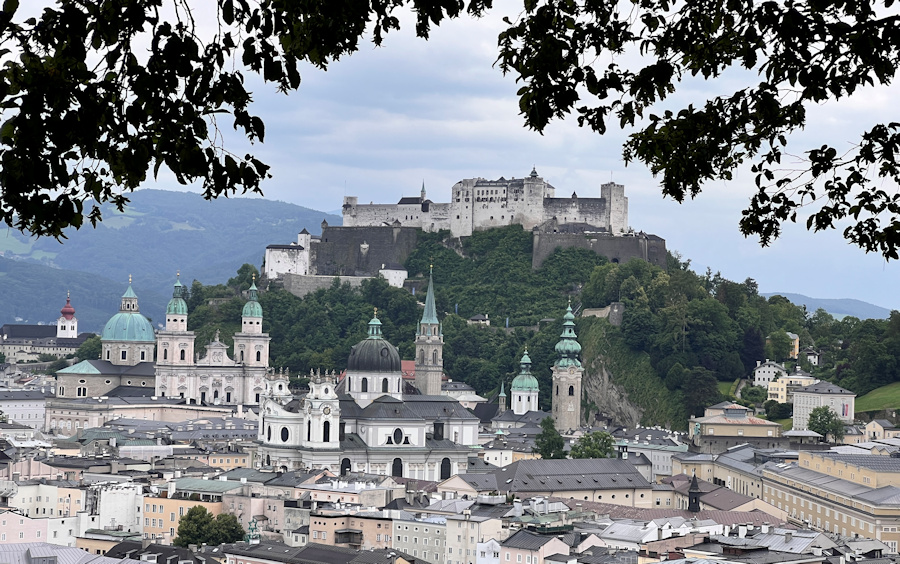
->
[555,301,582,368]
[420,266,439,327]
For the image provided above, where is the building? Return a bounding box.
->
[509,351,539,417]
[766,367,817,404]
[866,420,900,441]
[551,304,582,433]
[792,381,855,431]
[498,529,570,564]
[0,294,93,363]
[0,391,49,429]
[342,170,629,238]
[753,360,787,388]
[688,404,785,453]
[762,450,900,551]
[257,274,480,480]
[155,275,284,405]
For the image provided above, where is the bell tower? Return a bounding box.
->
[551,302,583,432]
[414,267,443,396]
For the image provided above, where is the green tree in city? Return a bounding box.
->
[173,506,245,547]
[569,431,615,459]
[807,406,845,442]
[534,417,566,459]
[75,336,101,361]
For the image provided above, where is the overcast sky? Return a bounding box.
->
[145,1,900,311]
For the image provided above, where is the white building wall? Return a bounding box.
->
[96,482,144,533]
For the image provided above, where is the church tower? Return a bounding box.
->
[414,268,443,396]
[56,292,78,339]
[551,303,583,432]
[301,370,341,450]
[511,348,539,415]
[233,276,270,367]
[157,273,195,367]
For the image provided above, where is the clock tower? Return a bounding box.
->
[551,303,584,432]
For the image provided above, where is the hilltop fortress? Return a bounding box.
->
[342,168,629,237]
[264,170,665,295]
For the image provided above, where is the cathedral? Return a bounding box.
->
[57,276,288,405]
[256,274,587,479]
[257,271,480,480]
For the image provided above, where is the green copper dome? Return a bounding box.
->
[101,283,155,342]
[242,280,263,318]
[166,275,188,315]
[511,349,540,391]
[555,303,582,368]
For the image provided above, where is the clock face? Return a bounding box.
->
[323,407,331,415]
[568,366,575,374]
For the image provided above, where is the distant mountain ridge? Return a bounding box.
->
[0,189,341,331]
[761,292,893,319]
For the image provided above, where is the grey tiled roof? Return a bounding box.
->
[794,381,854,395]
[502,529,558,550]
[491,458,651,493]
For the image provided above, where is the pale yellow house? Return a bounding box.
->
[766,368,817,404]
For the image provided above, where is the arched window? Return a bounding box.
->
[340,458,352,476]
[323,421,331,443]
[267,426,272,441]
[556,385,559,396]
[163,349,168,360]
[307,420,311,441]
[361,378,369,392]
[256,351,261,362]
[433,350,438,364]
[265,455,271,466]
[180,349,185,361]
[214,390,219,400]
[240,351,244,361]
[347,377,352,392]
[382,378,389,393]
[391,457,403,477]
[419,349,424,363]
[440,458,452,480]
[568,385,575,396]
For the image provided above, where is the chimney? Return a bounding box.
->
[142,538,152,549]
[738,525,747,538]
[784,531,792,543]
[761,523,770,534]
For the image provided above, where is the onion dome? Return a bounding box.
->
[166,273,188,315]
[242,277,263,318]
[347,309,401,372]
[511,348,539,391]
[60,292,76,320]
[101,280,154,342]
[555,303,582,368]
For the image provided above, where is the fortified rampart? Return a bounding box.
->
[311,225,420,276]
[281,274,368,298]
[532,227,667,270]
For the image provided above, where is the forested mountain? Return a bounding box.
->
[0,190,340,301]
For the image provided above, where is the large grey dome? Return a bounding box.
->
[347,314,402,372]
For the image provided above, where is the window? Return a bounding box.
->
[517,556,522,563]
[321,532,326,540]
[121,350,127,360]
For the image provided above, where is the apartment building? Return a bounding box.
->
[762,450,900,552]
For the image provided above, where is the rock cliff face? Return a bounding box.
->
[582,353,644,428]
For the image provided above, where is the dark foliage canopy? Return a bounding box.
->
[5,0,900,257]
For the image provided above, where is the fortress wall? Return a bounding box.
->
[542,198,608,227]
[342,203,408,227]
[282,274,368,298]
[532,232,668,270]
[310,226,420,277]
[264,246,309,279]
[601,182,628,233]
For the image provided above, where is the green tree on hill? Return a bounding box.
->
[75,336,101,361]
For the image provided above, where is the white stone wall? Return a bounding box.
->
[344,173,629,238]
[96,482,143,532]
[265,246,310,278]
[378,268,408,288]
